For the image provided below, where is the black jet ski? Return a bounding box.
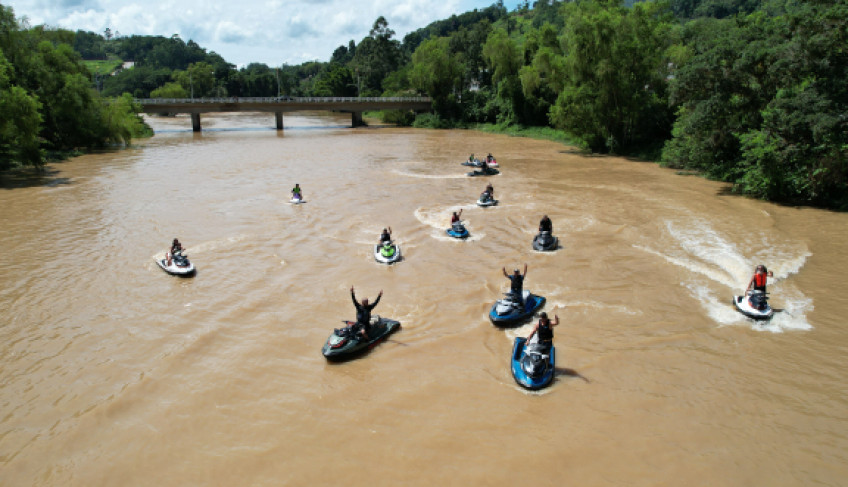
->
[532,231,558,251]
[322,317,401,361]
[511,337,555,390]
[489,290,546,326]
[467,167,500,177]
[733,291,774,320]
[156,252,195,276]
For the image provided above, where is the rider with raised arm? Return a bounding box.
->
[350,286,383,340]
[502,264,528,304]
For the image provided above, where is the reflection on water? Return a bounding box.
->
[1,111,847,486]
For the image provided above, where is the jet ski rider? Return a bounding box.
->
[539,215,553,233]
[350,286,383,340]
[502,264,528,304]
[746,265,774,308]
[291,183,302,199]
[451,209,463,225]
[525,312,559,352]
[166,238,184,266]
[481,184,494,202]
[379,227,392,245]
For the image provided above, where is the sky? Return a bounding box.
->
[5,0,522,67]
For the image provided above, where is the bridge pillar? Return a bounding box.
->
[191,113,202,132]
[275,112,284,131]
[351,111,364,127]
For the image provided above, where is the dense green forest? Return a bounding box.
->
[0,4,150,171]
[1,0,845,208]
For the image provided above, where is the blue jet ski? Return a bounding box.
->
[511,337,555,390]
[489,290,545,326]
[446,221,470,239]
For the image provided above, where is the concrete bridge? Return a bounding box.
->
[136,96,432,131]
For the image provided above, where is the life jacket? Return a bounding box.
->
[538,322,553,342]
[509,274,524,292]
[754,272,767,290]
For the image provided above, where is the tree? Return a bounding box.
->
[150,81,187,98]
[663,1,847,206]
[547,0,675,152]
[173,61,215,98]
[0,49,42,169]
[352,17,402,94]
[483,28,525,124]
[409,37,463,115]
[312,63,356,97]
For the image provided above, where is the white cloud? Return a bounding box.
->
[214,21,251,44]
[6,0,520,67]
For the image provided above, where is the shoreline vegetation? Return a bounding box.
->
[1,1,845,209]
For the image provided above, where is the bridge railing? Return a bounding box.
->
[136,96,431,104]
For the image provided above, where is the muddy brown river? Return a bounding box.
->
[1,112,847,486]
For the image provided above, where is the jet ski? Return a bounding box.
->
[290,194,305,204]
[467,167,500,177]
[322,316,401,361]
[532,231,558,251]
[461,159,483,167]
[485,158,499,168]
[733,291,774,320]
[374,241,402,264]
[446,221,470,239]
[489,290,546,326]
[511,337,555,390]
[156,252,195,276]
[477,192,498,207]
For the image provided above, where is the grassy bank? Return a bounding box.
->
[473,123,583,149]
[82,59,124,76]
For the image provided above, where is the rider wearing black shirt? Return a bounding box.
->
[539,215,553,233]
[502,264,528,303]
[526,312,559,351]
[350,286,383,339]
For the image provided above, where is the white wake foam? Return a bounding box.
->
[636,218,813,332]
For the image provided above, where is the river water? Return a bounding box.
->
[1,112,847,486]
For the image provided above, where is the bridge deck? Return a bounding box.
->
[136,96,432,114]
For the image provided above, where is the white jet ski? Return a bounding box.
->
[477,192,498,207]
[156,252,195,276]
[733,291,774,320]
[374,241,402,264]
